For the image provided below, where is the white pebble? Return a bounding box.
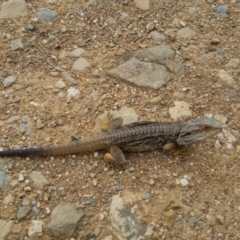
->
[180,178,189,186]
[18,174,24,181]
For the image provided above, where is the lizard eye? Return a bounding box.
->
[182,132,192,137]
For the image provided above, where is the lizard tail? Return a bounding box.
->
[0,138,109,157]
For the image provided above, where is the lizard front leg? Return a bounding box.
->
[163,142,188,156]
[101,112,123,132]
[104,145,127,168]
[101,112,126,168]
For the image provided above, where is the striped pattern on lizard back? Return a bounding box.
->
[105,121,184,152]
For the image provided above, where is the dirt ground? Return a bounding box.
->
[0,0,240,239]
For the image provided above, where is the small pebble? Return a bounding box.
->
[141,193,151,200]
[149,179,155,185]
[18,174,24,181]
[180,178,189,186]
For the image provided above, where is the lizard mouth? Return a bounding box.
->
[182,127,222,144]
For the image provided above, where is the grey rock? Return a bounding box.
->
[109,192,159,239]
[11,38,24,50]
[88,91,99,101]
[108,58,171,90]
[0,220,14,240]
[32,206,40,216]
[177,27,195,38]
[0,0,28,18]
[61,72,77,85]
[17,206,32,220]
[134,45,185,75]
[28,220,44,238]
[141,192,151,200]
[3,75,17,87]
[85,0,111,9]
[58,187,66,197]
[169,101,192,121]
[72,58,90,71]
[106,17,117,27]
[119,12,131,25]
[226,58,240,68]
[214,5,228,17]
[7,115,20,124]
[216,49,225,60]
[48,203,85,239]
[219,69,236,87]
[38,8,58,21]
[20,116,31,135]
[188,7,201,14]
[27,23,34,30]
[3,193,13,205]
[20,123,31,135]
[214,114,228,124]
[70,48,84,57]
[36,119,45,129]
[188,217,197,227]
[85,199,95,205]
[134,0,150,10]
[29,171,49,188]
[22,197,31,206]
[8,162,14,170]
[150,31,166,42]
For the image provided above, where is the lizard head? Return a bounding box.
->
[176,118,222,145]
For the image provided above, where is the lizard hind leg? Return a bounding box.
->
[101,112,123,132]
[163,142,188,156]
[104,145,127,168]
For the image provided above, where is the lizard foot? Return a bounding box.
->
[101,112,123,132]
[104,146,127,168]
[101,112,113,132]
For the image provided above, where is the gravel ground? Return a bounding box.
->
[0,0,240,239]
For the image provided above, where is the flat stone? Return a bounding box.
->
[28,220,44,238]
[180,178,189,186]
[61,72,77,85]
[150,31,167,42]
[134,45,185,75]
[3,193,13,204]
[214,5,228,17]
[219,69,236,87]
[11,38,24,50]
[0,171,9,187]
[226,58,240,68]
[72,58,90,71]
[3,75,17,87]
[134,0,150,10]
[17,206,32,221]
[6,115,20,124]
[109,191,159,239]
[70,48,84,57]
[188,7,201,14]
[177,27,195,38]
[11,223,22,234]
[29,171,49,188]
[38,8,58,21]
[169,101,192,121]
[214,114,228,124]
[48,203,85,239]
[108,58,171,90]
[0,220,14,240]
[0,0,28,18]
